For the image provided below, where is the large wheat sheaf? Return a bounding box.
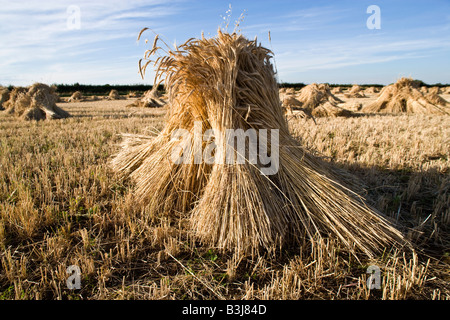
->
[111,29,407,257]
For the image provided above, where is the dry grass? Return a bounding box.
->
[0,99,448,299]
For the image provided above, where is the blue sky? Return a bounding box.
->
[1,0,449,86]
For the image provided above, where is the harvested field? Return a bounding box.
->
[0,98,448,299]
[2,0,449,304]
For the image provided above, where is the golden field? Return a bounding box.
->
[0,95,449,300]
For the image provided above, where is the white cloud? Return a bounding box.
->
[273,36,450,74]
[1,1,449,85]
[0,0,182,85]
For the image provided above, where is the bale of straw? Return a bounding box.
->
[344,85,366,98]
[295,83,351,117]
[108,89,121,100]
[362,77,449,114]
[280,95,314,120]
[364,86,379,94]
[111,30,406,258]
[127,91,141,98]
[285,87,295,94]
[284,107,312,120]
[331,87,342,94]
[126,86,165,108]
[22,106,46,120]
[281,95,302,108]
[30,83,69,120]
[429,86,441,94]
[68,91,84,102]
[310,101,348,117]
[4,83,70,120]
[3,87,27,113]
[425,90,448,106]
[296,83,343,108]
[425,86,448,106]
[5,90,30,115]
[0,87,10,110]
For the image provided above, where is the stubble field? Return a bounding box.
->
[0,95,449,300]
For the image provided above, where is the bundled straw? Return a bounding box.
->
[425,87,448,106]
[126,86,165,108]
[295,83,351,117]
[108,89,121,100]
[331,86,343,94]
[0,87,10,110]
[429,86,441,94]
[344,85,366,98]
[68,91,84,102]
[111,30,406,257]
[4,83,70,120]
[285,88,296,94]
[363,78,449,114]
[280,93,314,119]
[364,86,379,95]
[127,91,141,98]
[4,87,27,112]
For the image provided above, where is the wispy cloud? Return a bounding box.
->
[274,35,450,83]
[0,0,449,85]
[0,0,183,85]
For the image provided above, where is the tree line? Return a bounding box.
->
[3,81,448,96]
[54,83,162,96]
